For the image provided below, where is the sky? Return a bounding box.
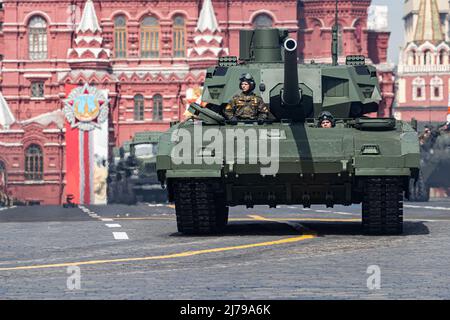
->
[371,0,404,64]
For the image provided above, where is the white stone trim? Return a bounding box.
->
[0,142,23,147]
[2,68,71,73]
[24,74,53,79]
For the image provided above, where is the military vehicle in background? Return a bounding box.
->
[107,140,131,203]
[156,3,420,235]
[108,132,166,204]
[409,124,450,202]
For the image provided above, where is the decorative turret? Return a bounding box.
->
[67,0,111,70]
[413,0,445,45]
[188,0,229,68]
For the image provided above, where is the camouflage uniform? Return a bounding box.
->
[224,92,269,121]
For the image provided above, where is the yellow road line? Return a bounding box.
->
[112,216,360,223]
[0,234,316,272]
[247,215,272,221]
[167,204,175,209]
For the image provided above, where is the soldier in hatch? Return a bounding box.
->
[224,73,269,121]
[318,111,336,128]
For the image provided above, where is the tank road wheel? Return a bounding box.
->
[173,179,228,235]
[362,177,403,235]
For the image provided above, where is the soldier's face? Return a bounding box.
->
[241,82,251,92]
[321,120,332,128]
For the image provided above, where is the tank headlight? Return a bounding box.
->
[361,145,380,155]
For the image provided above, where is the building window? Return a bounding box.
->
[114,15,127,58]
[417,87,422,98]
[408,50,417,65]
[430,77,443,101]
[153,94,163,121]
[134,94,144,121]
[438,50,447,65]
[25,145,43,181]
[141,16,159,58]
[412,77,426,101]
[173,16,185,58]
[29,16,48,60]
[423,50,432,65]
[434,87,440,97]
[31,81,45,98]
[253,14,273,29]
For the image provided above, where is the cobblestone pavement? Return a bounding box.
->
[0,199,449,299]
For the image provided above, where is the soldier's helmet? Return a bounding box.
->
[318,111,336,127]
[239,73,256,92]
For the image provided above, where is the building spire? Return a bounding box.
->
[0,92,15,129]
[76,0,102,34]
[196,0,220,33]
[413,0,444,44]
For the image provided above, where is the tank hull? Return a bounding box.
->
[158,120,419,208]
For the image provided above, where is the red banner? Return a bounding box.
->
[64,83,81,204]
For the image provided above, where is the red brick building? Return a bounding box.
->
[0,0,393,205]
[395,0,450,124]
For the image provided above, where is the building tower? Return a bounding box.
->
[298,0,395,117]
[396,0,450,124]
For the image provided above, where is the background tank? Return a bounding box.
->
[409,125,450,201]
[156,27,420,236]
[108,132,167,204]
[107,140,131,204]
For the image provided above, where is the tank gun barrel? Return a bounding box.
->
[282,38,302,107]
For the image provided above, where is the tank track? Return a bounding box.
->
[362,177,403,235]
[173,179,228,235]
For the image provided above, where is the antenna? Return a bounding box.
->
[331,0,339,66]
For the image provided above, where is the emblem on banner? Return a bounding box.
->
[64,84,109,131]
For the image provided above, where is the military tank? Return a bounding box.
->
[409,125,450,202]
[108,132,166,204]
[156,25,420,235]
[124,131,167,203]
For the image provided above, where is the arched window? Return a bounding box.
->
[134,94,144,121]
[409,50,417,65]
[173,16,185,58]
[253,13,273,29]
[141,16,160,58]
[412,77,426,101]
[25,144,43,181]
[438,50,446,65]
[354,20,363,52]
[114,15,127,58]
[423,49,432,65]
[153,94,163,121]
[430,77,443,101]
[29,16,48,60]
[311,20,322,54]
